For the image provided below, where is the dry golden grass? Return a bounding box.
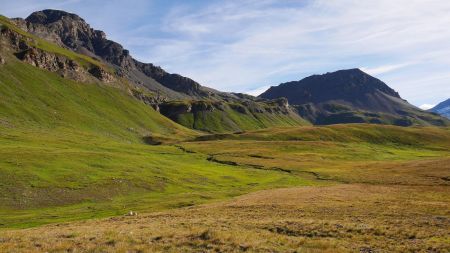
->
[1,184,449,252]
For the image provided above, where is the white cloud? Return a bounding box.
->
[244,85,271,96]
[419,104,436,110]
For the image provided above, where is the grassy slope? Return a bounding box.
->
[0,58,315,228]
[184,124,450,185]
[175,107,307,133]
[196,124,450,147]
[0,58,193,141]
[0,18,313,228]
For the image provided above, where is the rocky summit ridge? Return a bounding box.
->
[12,9,209,99]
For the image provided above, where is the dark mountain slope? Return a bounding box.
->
[430,99,450,119]
[260,69,449,126]
[12,10,264,101]
[11,9,203,99]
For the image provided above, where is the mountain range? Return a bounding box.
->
[2,9,306,133]
[1,9,448,133]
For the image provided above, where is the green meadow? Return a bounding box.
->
[0,57,315,228]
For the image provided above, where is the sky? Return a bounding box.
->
[1,0,449,108]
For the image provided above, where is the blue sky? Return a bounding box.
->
[1,0,450,108]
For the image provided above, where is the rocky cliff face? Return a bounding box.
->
[134,61,205,96]
[12,10,210,99]
[157,98,302,133]
[1,24,113,82]
[17,47,84,80]
[12,10,297,101]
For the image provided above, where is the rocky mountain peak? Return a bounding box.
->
[257,68,448,126]
[20,9,206,98]
[26,9,86,25]
[295,68,400,99]
[260,68,401,106]
[25,9,108,56]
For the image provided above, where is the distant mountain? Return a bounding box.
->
[430,99,450,119]
[260,69,449,126]
[1,10,306,133]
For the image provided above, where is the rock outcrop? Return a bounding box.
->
[17,47,79,71]
[88,65,115,83]
[1,22,115,82]
[0,26,31,51]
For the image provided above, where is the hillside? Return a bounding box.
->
[5,10,306,133]
[260,69,449,126]
[430,98,450,119]
[0,14,309,228]
[0,55,311,228]
[158,97,307,133]
[0,49,194,142]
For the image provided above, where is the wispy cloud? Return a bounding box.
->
[131,0,450,106]
[1,0,450,106]
[360,63,415,76]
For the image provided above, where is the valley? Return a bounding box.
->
[0,8,449,253]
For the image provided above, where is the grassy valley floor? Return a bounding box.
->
[0,124,449,252]
[0,126,313,228]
